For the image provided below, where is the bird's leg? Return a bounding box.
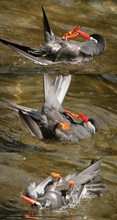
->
[64,109,81,119]
[51,173,62,187]
[64,110,89,123]
[68,180,76,189]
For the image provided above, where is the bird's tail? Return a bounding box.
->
[43,74,71,106]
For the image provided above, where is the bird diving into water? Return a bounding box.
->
[21,158,105,210]
[0,74,99,142]
[0,7,106,65]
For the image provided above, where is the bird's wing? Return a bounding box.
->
[18,110,43,139]
[0,38,39,56]
[80,40,97,57]
[0,38,55,65]
[55,181,70,192]
[34,175,52,195]
[0,99,41,120]
[42,6,55,43]
[26,176,52,199]
[65,158,104,186]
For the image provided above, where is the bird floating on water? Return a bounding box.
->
[21,158,105,210]
[0,74,99,142]
[0,7,106,66]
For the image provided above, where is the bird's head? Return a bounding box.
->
[76,30,103,44]
[62,27,105,46]
[63,110,98,134]
[77,31,106,55]
[78,113,99,134]
[21,194,42,208]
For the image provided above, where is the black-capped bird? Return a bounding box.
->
[0,74,99,142]
[0,7,106,65]
[21,158,106,209]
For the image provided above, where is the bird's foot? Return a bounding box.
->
[51,172,62,179]
[57,121,70,130]
[62,25,80,39]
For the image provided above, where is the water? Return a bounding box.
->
[0,0,117,219]
[0,0,117,73]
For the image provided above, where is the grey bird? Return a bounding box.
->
[0,74,99,142]
[21,158,106,209]
[0,7,106,65]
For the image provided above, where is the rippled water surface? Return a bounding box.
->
[0,73,117,220]
[0,0,117,73]
[0,0,117,220]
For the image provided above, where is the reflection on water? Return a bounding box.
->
[0,0,117,220]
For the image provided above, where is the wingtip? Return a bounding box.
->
[41,5,44,11]
[41,5,46,18]
[0,38,10,46]
[90,157,104,167]
[18,110,43,139]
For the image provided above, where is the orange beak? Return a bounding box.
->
[78,113,89,123]
[77,30,90,40]
[21,194,38,205]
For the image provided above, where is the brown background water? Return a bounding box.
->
[0,0,117,219]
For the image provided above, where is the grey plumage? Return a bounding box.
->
[22,158,106,209]
[0,7,106,65]
[0,74,99,142]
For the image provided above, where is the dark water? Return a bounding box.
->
[0,0,117,220]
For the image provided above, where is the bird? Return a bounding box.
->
[0,74,99,142]
[21,158,106,210]
[0,6,106,65]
